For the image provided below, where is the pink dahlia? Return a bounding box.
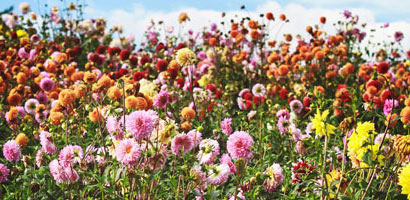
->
[64,167,80,182]
[153,88,169,109]
[220,153,236,174]
[264,163,284,193]
[3,140,21,162]
[39,77,55,91]
[289,99,303,114]
[227,131,254,160]
[221,118,232,135]
[197,139,220,164]
[115,138,142,168]
[205,164,230,185]
[39,131,57,154]
[49,159,68,183]
[36,149,44,167]
[171,133,194,156]
[252,83,266,97]
[125,110,154,140]
[187,129,202,147]
[0,163,9,183]
[58,145,83,167]
[106,116,124,140]
[383,99,398,117]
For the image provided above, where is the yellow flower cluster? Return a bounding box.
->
[399,163,410,200]
[139,79,158,99]
[348,122,384,168]
[311,109,336,137]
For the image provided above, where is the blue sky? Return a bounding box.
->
[1,0,410,23]
[2,0,410,51]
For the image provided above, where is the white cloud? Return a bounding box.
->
[84,0,410,54]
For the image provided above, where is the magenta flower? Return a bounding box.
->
[394,31,404,42]
[227,131,254,160]
[58,145,83,167]
[36,149,44,167]
[171,133,194,156]
[276,109,290,120]
[24,98,39,114]
[37,93,48,104]
[125,110,155,140]
[153,88,169,109]
[187,129,202,148]
[39,77,55,91]
[115,139,142,168]
[264,163,284,193]
[40,131,57,154]
[289,99,303,114]
[3,140,21,162]
[106,116,124,141]
[220,153,236,174]
[0,163,9,183]
[383,99,398,116]
[252,83,266,97]
[49,159,68,183]
[205,164,230,185]
[221,118,232,135]
[197,139,220,164]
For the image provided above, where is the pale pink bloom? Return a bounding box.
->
[205,164,230,185]
[3,140,21,162]
[171,134,194,156]
[115,139,142,168]
[227,131,254,160]
[197,139,220,164]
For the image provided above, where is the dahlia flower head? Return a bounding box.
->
[3,140,21,162]
[197,139,220,164]
[171,133,194,156]
[221,118,233,135]
[49,159,79,183]
[115,138,142,168]
[205,164,230,185]
[289,99,303,114]
[0,163,9,183]
[187,129,202,148]
[58,145,84,168]
[106,115,124,141]
[227,131,254,160]
[264,163,284,193]
[252,83,266,97]
[125,110,157,140]
[39,131,58,154]
[153,88,169,109]
[220,153,236,174]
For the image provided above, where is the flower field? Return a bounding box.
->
[1,2,410,199]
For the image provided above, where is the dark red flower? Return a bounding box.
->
[119,68,128,76]
[206,84,217,93]
[243,92,253,101]
[140,55,150,66]
[279,89,288,100]
[377,62,389,74]
[108,47,121,56]
[156,59,168,72]
[176,78,184,88]
[119,49,130,61]
[96,45,106,54]
[303,96,311,107]
[156,43,166,52]
[130,56,138,66]
[133,71,146,81]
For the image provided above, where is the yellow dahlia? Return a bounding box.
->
[399,163,410,199]
[311,109,336,137]
[176,48,196,66]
